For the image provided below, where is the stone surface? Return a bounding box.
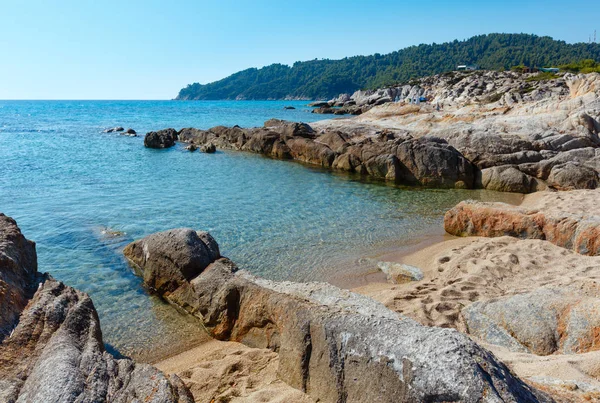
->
[312,72,600,193]
[0,213,37,341]
[377,261,424,284]
[144,128,178,149]
[0,214,193,403]
[123,228,220,295]
[444,199,600,255]
[481,165,543,193]
[463,288,600,356]
[124,229,551,403]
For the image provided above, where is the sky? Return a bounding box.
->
[0,0,598,100]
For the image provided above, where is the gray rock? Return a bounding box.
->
[481,165,538,193]
[547,162,599,190]
[123,228,220,294]
[144,128,178,149]
[308,101,330,108]
[200,143,216,153]
[377,261,424,283]
[0,214,37,340]
[124,229,551,403]
[463,288,600,356]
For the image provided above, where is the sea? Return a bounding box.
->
[0,100,516,361]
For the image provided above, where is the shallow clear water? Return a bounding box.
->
[0,100,515,361]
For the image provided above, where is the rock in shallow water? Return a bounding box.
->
[175,120,476,188]
[124,228,551,403]
[144,128,178,149]
[0,214,193,403]
[200,143,216,153]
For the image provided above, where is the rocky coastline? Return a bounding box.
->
[122,227,550,402]
[0,214,193,403]
[145,72,600,194]
[4,71,600,402]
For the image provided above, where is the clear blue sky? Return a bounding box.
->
[1,0,598,100]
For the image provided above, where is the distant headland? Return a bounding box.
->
[175,33,600,101]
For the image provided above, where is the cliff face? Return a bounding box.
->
[0,213,193,403]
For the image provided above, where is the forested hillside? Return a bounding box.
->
[176,33,600,100]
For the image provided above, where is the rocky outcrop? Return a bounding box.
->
[311,104,370,116]
[444,199,600,255]
[144,128,178,149]
[0,214,37,340]
[124,228,550,403]
[176,120,476,188]
[313,72,600,193]
[0,214,193,403]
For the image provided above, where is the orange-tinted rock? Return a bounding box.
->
[444,200,600,255]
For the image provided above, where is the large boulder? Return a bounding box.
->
[0,214,193,403]
[144,128,178,149]
[546,162,599,190]
[123,228,220,295]
[481,165,540,193]
[124,229,550,403]
[200,143,216,153]
[394,137,475,188]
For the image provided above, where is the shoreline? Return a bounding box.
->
[147,188,527,365]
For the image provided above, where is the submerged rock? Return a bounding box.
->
[0,214,193,402]
[200,143,216,153]
[104,126,125,133]
[144,128,178,149]
[124,228,550,403]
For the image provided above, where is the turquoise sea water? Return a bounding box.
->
[0,100,514,361]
